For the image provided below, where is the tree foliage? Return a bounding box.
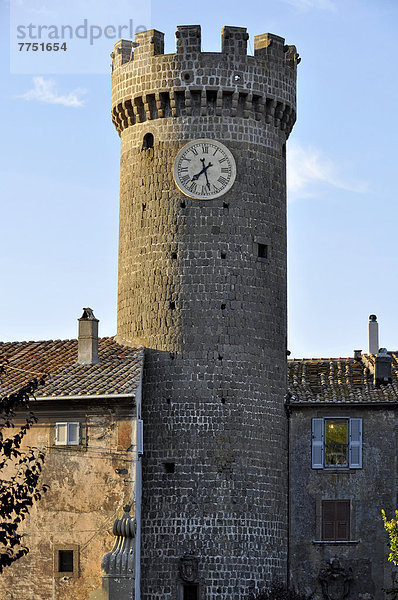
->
[382,510,398,599]
[0,361,48,573]
[383,510,398,565]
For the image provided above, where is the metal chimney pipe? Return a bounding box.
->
[368,314,379,355]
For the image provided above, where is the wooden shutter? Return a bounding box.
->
[312,418,324,468]
[336,500,350,540]
[349,418,362,468]
[322,500,350,541]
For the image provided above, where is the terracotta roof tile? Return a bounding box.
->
[0,338,143,398]
[288,353,398,403]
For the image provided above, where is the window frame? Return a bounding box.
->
[55,422,81,446]
[324,417,349,467]
[54,544,79,578]
[312,417,362,469]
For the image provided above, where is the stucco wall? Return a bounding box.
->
[0,402,136,600]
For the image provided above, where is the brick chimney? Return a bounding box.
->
[78,308,99,364]
[368,314,379,355]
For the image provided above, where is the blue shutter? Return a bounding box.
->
[312,418,324,469]
[137,419,143,455]
[349,418,362,468]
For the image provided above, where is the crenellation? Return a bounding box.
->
[111,39,133,70]
[111,29,298,141]
[221,26,249,56]
[134,29,165,60]
[254,32,285,59]
[176,25,202,55]
[284,44,301,66]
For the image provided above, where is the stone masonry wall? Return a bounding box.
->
[112,26,299,599]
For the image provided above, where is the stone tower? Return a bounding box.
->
[111,25,299,599]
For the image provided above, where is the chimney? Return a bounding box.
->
[374,348,392,387]
[78,308,99,364]
[368,314,379,355]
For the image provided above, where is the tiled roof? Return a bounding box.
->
[0,338,143,398]
[288,353,398,404]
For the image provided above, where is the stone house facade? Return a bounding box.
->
[288,344,398,600]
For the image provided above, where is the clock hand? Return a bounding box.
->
[191,159,214,182]
[192,158,207,181]
[192,168,205,181]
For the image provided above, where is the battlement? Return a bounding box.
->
[111,25,300,69]
[111,25,299,139]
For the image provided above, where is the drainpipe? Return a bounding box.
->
[135,354,144,600]
[285,393,292,590]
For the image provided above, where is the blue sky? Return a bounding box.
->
[0,0,397,358]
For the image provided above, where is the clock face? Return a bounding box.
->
[173,138,236,200]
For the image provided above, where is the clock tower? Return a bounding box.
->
[111,25,299,599]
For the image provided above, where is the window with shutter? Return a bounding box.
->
[311,418,362,469]
[322,500,350,541]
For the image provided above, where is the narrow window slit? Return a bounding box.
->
[142,132,154,151]
[258,243,268,259]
